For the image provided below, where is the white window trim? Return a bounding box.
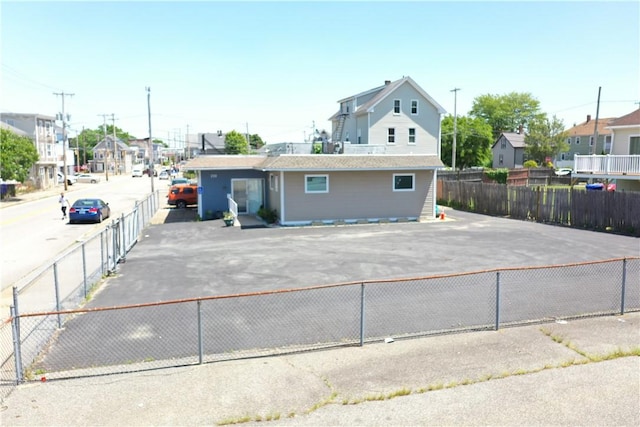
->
[410,99,418,115]
[387,128,396,145]
[305,174,329,194]
[270,174,278,192]
[393,99,401,115]
[393,173,415,192]
[408,128,416,145]
[575,136,580,145]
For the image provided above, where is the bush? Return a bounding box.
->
[257,207,278,224]
[523,160,538,168]
[484,168,508,184]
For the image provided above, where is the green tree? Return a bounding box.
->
[469,92,546,138]
[249,134,264,150]
[524,115,569,164]
[224,130,249,154]
[0,128,39,182]
[440,115,493,169]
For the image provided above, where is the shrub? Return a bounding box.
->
[484,168,508,184]
[257,207,278,224]
[523,160,538,168]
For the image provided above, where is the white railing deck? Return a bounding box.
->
[574,154,640,176]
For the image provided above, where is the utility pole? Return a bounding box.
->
[54,91,74,191]
[98,114,110,181]
[111,114,119,174]
[246,122,250,153]
[186,124,190,160]
[146,86,154,193]
[82,125,86,166]
[450,88,460,170]
[591,86,601,155]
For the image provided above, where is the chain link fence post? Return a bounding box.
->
[11,287,23,384]
[53,262,62,328]
[82,242,88,299]
[621,258,627,315]
[359,283,365,347]
[495,271,501,331]
[197,300,203,364]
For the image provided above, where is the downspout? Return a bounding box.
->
[279,170,285,225]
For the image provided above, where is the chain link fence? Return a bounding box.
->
[3,257,637,397]
[0,191,159,399]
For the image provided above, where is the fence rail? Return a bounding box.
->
[2,257,638,395]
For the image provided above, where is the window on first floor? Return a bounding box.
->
[393,173,415,191]
[305,174,328,193]
[270,174,278,192]
[408,128,416,144]
[357,128,361,144]
[499,154,504,165]
[387,128,395,144]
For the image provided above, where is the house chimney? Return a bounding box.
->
[384,80,391,85]
[518,124,523,135]
[586,114,591,122]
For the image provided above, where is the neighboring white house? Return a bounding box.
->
[328,76,446,155]
[573,108,640,192]
[0,112,60,189]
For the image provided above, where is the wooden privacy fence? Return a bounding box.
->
[438,181,640,236]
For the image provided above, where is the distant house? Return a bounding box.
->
[328,76,446,155]
[573,108,640,192]
[0,113,59,189]
[556,115,615,167]
[91,135,135,174]
[491,130,526,169]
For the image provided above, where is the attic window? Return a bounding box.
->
[501,140,506,149]
[411,100,418,115]
[393,100,401,115]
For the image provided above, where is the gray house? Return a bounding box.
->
[491,132,526,168]
[184,154,444,226]
[91,135,135,174]
[0,113,59,189]
[329,76,446,155]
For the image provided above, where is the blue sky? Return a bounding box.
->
[1,1,639,147]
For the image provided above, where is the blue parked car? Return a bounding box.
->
[69,198,111,224]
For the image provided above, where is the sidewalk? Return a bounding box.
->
[2,313,638,426]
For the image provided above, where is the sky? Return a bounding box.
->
[1,0,639,148]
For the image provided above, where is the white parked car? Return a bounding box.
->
[57,171,78,185]
[158,171,170,180]
[554,168,572,176]
[76,173,101,183]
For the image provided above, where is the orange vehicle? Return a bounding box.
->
[167,184,198,208]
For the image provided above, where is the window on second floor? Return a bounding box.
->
[387,128,395,144]
[630,136,640,155]
[411,100,418,115]
[575,137,580,145]
[567,138,571,145]
[357,128,361,144]
[589,136,594,146]
[408,128,416,144]
[393,99,401,115]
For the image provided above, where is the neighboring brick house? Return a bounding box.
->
[0,113,60,189]
[491,130,526,169]
[556,115,615,167]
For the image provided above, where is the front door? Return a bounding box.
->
[232,178,263,215]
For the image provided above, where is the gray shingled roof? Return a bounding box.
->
[501,132,526,148]
[184,154,444,171]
